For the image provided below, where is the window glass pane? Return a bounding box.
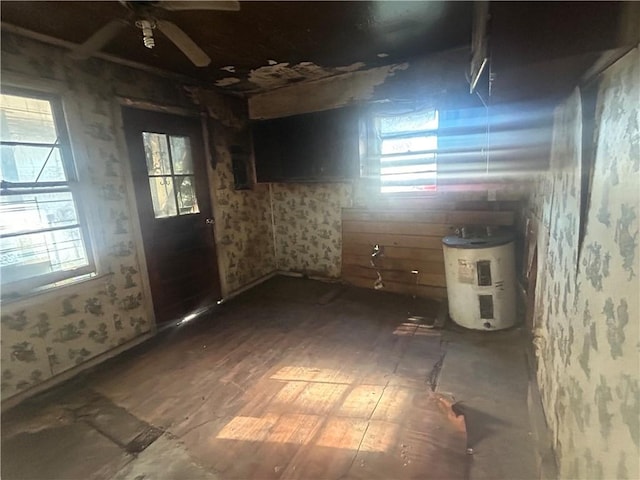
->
[0,91,93,289]
[1,145,66,182]
[381,136,437,155]
[175,175,200,215]
[375,110,439,194]
[381,184,437,193]
[149,176,177,218]
[381,171,437,183]
[170,136,194,174]
[47,227,89,271]
[142,132,171,175]
[381,163,436,175]
[379,110,438,134]
[0,192,79,237]
[0,93,58,143]
[1,227,88,284]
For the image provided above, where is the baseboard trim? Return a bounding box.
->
[1,331,154,412]
[220,271,279,303]
[276,270,343,284]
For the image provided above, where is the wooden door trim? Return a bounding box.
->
[115,105,158,331]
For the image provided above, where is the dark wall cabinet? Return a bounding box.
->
[252,107,360,183]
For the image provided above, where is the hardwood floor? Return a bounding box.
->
[3,276,472,479]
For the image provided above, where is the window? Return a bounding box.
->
[0,89,94,293]
[375,109,439,193]
[142,132,199,218]
[362,104,493,192]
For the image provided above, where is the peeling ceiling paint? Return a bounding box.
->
[246,61,368,91]
[249,61,410,119]
[215,77,242,87]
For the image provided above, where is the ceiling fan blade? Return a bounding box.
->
[157,20,211,67]
[69,19,127,59]
[160,1,240,12]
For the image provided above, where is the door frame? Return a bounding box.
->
[116,99,219,328]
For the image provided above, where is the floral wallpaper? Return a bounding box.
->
[195,90,277,295]
[528,48,639,479]
[0,33,274,401]
[210,155,276,293]
[271,183,353,277]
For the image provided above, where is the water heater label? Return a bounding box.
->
[458,259,475,284]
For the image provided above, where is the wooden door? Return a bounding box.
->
[122,107,221,325]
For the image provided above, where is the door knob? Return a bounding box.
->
[205,218,215,225]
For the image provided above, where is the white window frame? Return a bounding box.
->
[362,107,440,195]
[0,87,96,297]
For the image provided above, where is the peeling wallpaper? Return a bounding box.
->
[529,48,639,479]
[271,183,353,278]
[0,33,274,402]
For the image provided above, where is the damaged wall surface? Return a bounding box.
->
[528,48,639,479]
[247,49,531,282]
[0,32,275,402]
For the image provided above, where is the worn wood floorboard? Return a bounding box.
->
[82,276,469,479]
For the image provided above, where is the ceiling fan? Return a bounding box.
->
[69,0,240,67]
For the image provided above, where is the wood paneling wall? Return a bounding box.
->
[342,204,517,299]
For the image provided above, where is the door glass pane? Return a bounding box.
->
[175,175,200,215]
[170,136,194,174]
[148,176,177,218]
[142,132,171,175]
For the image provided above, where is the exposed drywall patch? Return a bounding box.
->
[215,77,242,88]
[247,60,367,91]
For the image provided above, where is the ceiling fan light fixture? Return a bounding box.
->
[135,19,157,48]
